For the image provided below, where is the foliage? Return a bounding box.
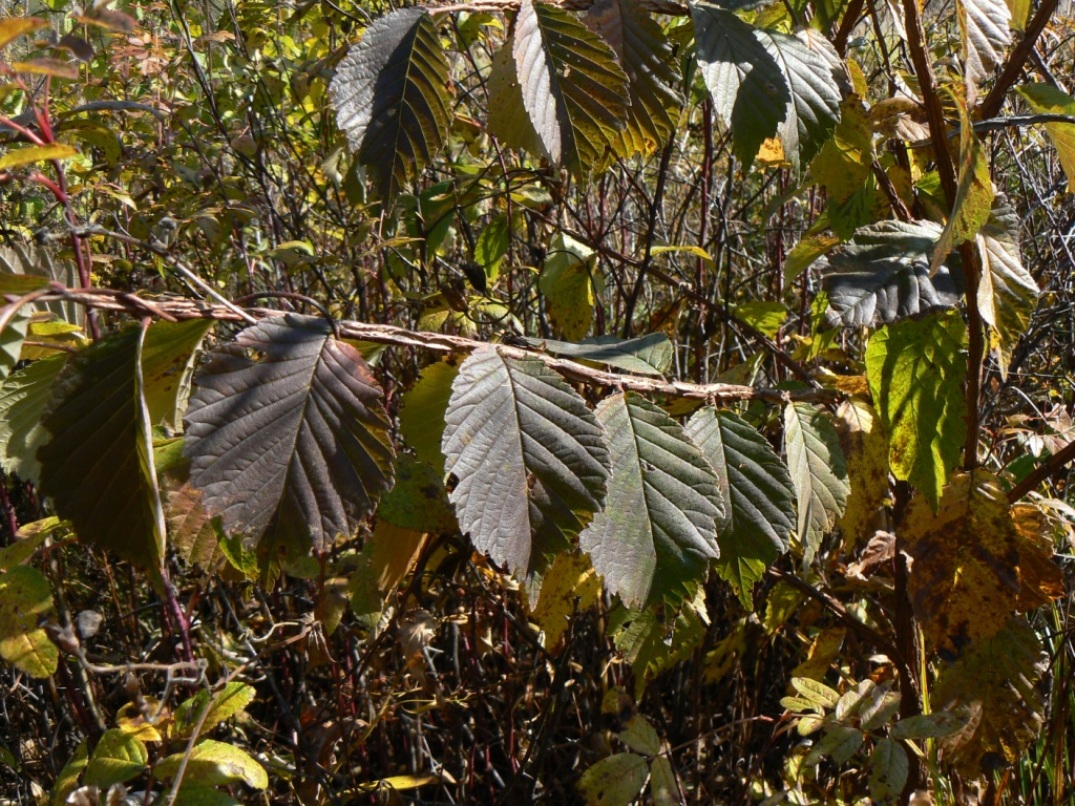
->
[0,0,1074,803]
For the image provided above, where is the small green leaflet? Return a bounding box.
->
[866,311,967,509]
[580,392,721,608]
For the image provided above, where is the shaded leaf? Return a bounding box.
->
[784,402,850,562]
[619,714,661,756]
[1017,84,1075,192]
[0,565,57,677]
[0,308,28,382]
[959,0,1011,102]
[687,407,795,608]
[369,520,427,594]
[0,516,60,571]
[609,593,708,697]
[540,232,600,341]
[330,8,452,199]
[890,712,969,740]
[791,676,840,708]
[513,0,630,177]
[865,311,967,509]
[810,102,880,238]
[691,2,841,171]
[580,392,721,608]
[185,315,395,586]
[903,470,1062,654]
[976,200,1037,378]
[869,738,909,805]
[155,739,268,790]
[821,219,962,327]
[83,729,147,789]
[442,347,610,592]
[932,618,1046,776]
[39,325,166,578]
[399,359,458,470]
[577,752,648,806]
[804,725,863,766]
[51,739,89,806]
[649,755,679,806]
[583,0,682,156]
[0,353,67,484]
[524,332,673,377]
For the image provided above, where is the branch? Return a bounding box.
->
[1007,438,1075,503]
[979,0,1061,120]
[18,284,841,406]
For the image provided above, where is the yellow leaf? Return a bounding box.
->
[0,17,46,50]
[791,627,846,681]
[756,137,789,167]
[529,552,601,650]
[835,397,889,547]
[0,144,79,172]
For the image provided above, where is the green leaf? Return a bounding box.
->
[821,219,962,327]
[524,332,673,377]
[375,455,457,533]
[577,753,649,806]
[185,315,395,587]
[783,403,850,563]
[141,320,213,428]
[583,0,682,156]
[687,408,795,608]
[442,347,610,594]
[804,724,863,766]
[865,311,967,509]
[399,360,458,470]
[0,565,57,677]
[0,353,68,484]
[0,517,62,571]
[691,2,841,171]
[1017,84,1075,192]
[38,325,167,578]
[580,392,721,608]
[174,682,257,738]
[618,714,661,756]
[486,43,546,155]
[540,232,600,341]
[959,0,1011,101]
[512,0,630,178]
[729,301,786,338]
[609,592,708,696]
[649,755,679,806]
[976,199,1037,379]
[890,712,968,740]
[83,729,147,789]
[930,91,994,274]
[156,739,268,790]
[52,739,89,806]
[475,213,510,283]
[810,102,879,239]
[869,738,909,805]
[330,7,452,200]
[0,307,28,382]
[790,676,840,708]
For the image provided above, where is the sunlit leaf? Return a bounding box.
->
[810,102,879,238]
[83,729,147,789]
[529,551,602,649]
[540,232,600,341]
[687,407,795,608]
[330,7,452,199]
[167,484,223,571]
[38,325,166,578]
[903,470,1063,654]
[0,144,79,171]
[141,320,213,428]
[932,618,1047,776]
[155,739,268,790]
[580,392,721,608]
[185,315,395,586]
[399,359,458,470]
[784,402,850,562]
[0,17,46,50]
[866,311,967,509]
[835,397,889,546]
[486,43,546,155]
[1017,84,1075,192]
[821,219,962,327]
[174,683,257,738]
[375,455,457,534]
[0,565,57,677]
[959,0,1011,102]
[577,752,648,806]
[513,0,630,177]
[442,347,610,594]
[691,1,841,171]
[976,199,1037,378]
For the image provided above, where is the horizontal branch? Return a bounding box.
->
[20,285,839,406]
[1007,437,1075,503]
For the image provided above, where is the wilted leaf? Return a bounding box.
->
[540,232,600,340]
[691,2,841,171]
[903,470,1062,653]
[155,739,268,790]
[581,392,721,608]
[1017,84,1075,192]
[513,0,629,177]
[866,311,967,509]
[932,618,1047,776]
[792,627,846,681]
[330,7,452,199]
[369,521,427,594]
[821,219,962,327]
[577,752,648,806]
[976,200,1037,378]
[399,359,458,470]
[524,332,673,377]
[583,0,682,156]
[442,347,610,593]
[174,683,257,738]
[959,0,1011,102]
[784,402,850,562]
[167,485,223,570]
[869,738,909,804]
[83,729,147,789]
[835,398,889,546]
[39,325,166,578]
[185,315,395,586]
[529,551,602,648]
[687,407,795,608]
[0,353,67,484]
[0,565,57,677]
